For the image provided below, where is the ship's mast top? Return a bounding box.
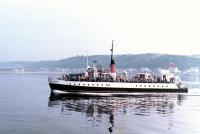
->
[110,40,115,64]
[110,40,116,79]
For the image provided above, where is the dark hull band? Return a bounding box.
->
[49,83,188,93]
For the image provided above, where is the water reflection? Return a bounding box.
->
[48,93,186,133]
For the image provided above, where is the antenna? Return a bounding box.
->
[111,40,114,59]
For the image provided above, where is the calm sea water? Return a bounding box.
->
[0,73,200,134]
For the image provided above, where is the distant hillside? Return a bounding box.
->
[192,55,200,58]
[1,54,200,70]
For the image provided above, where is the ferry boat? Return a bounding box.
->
[48,41,188,93]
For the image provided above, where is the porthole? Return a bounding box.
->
[149,85,150,87]
[140,85,142,87]
[97,84,99,86]
[88,84,89,86]
[136,85,137,87]
[74,83,76,86]
[144,85,146,87]
[153,85,155,87]
[101,84,103,86]
[157,85,159,87]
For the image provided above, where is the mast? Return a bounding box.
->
[110,40,116,75]
[110,40,115,65]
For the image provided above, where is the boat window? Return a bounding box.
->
[157,85,159,87]
[144,85,146,87]
[149,85,150,87]
[97,84,99,86]
[92,84,94,86]
[166,85,168,87]
[83,84,85,86]
[140,85,142,87]
[88,84,90,86]
[74,83,76,85]
[79,84,80,86]
[153,85,155,87]
[136,85,137,87]
[101,84,103,86]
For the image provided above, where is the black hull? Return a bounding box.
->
[49,83,188,93]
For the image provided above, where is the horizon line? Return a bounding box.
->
[0,53,199,63]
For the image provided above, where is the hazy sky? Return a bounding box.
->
[0,0,200,61]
